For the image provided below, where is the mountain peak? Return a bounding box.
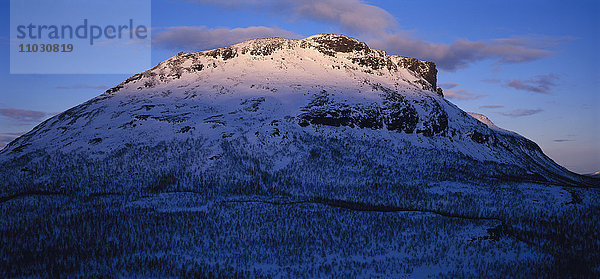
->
[153,34,440,94]
[301,34,370,54]
[229,34,369,55]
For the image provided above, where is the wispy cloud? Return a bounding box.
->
[492,35,575,49]
[553,139,574,143]
[444,89,487,100]
[500,109,543,117]
[153,26,301,51]
[438,82,486,100]
[56,85,108,90]
[370,35,567,71]
[479,105,504,109]
[505,73,559,93]
[438,82,460,89]
[0,108,48,123]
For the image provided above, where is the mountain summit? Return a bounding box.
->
[0,34,593,193]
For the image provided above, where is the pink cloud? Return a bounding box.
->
[479,105,504,109]
[443,89,487,100]
[438,82,460,89]
[188,0,397,35]
[369,35,564,71]
[174,1,570,70]
[0,108,48,122]
[500,109,543,117]
[153,26,301,51]
[505,74,559,93]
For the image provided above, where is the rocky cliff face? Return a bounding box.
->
[0,34,592,194]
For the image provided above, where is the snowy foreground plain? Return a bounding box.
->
[1,35,599,277]
[1,181,599,277]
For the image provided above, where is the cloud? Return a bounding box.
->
[181,1,569,70]
[438,82,460,89]
[553,139,574,143]
[505,73,559,93]
[438,83,487,100]
[0,108,48,122]
[188,0,397,35]
[479,105,504,109]
[282,0,396,35]
[370,35,564,71]
[500,109,543,117]
[153,26,301,51]
[443,89,487,100]
[491,35,575,49]
[56,85,108,90]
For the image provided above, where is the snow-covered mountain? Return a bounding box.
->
[0,34,593,193]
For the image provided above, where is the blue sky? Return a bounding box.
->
[1,0,598,173]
